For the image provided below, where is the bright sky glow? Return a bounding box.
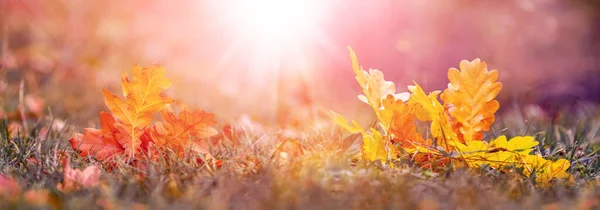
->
[207,0,334,116]
[229,0,325,45]
[213,0,332,77]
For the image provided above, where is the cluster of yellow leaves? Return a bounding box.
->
[70,65,218,164]
[453,136,572,185]
[332,112,391,162]
[332,48,572,186]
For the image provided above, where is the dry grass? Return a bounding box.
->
[1,100,599,209]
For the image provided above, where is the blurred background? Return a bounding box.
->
[1,0,599,125]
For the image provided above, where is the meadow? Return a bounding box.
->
[1,1,600,209]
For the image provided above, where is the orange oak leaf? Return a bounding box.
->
[380,95,430,149]
[102,65,174,157]
[69,112,125,161]
[440,59,503,143]
[150,107,218,155]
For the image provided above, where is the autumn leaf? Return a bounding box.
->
[150,106,218,155]
[330,111,364,134]
[451,140,490,167]
[69,111,125,161]
[452,136,538,168]
[348,47,409,124]
[408,82,458,147]
[521,154,572,186]
[452,135,571,185]
[362,128,389,163]
[333,46,572,185]
[489,136,538,155]
[380,94,429,149]
[440,59,502,143]
[102,65,174,157]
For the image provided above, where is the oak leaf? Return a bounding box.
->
[348,47,409,123]
[489,136,538,155]
[408,82,458,147]
[440,59,502,143]
[380,95,429,149]
[150,107,218,155]
[522,154,572,186]
[453,136,538,168]
[102,65,174,157]
[69,112,125,161]
[330,111,364,134]
[453,135,571,185]
[362,128,389,163]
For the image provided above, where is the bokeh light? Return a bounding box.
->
[1,0,599,123]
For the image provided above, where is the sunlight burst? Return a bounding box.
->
[216,0,331,78]
[228,0,325,48]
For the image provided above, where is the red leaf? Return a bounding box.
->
[150,107,218,155]
[69,112,125,162]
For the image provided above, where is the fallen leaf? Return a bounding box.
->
[408,82,458,147]
[69,112,125,161]
[440,59,502,143]
[150,107,218,155]
[102,65,174,157]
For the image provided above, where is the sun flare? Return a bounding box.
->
[214,0,332,78]
[227,0,325,46]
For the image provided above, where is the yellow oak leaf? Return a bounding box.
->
[408,82,458,148]
[348,47,409,123]
[521,154,572,186]
[332,107,400,163]
[489,136,538,155]
[451,140,490,167]
[330,111,364,134]
[362,128,388,163]
[440,59,503,143]
[102,65,174,157]
[451,135,570,183]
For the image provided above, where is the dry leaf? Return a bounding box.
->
[150,107,218,155]
[441,59,502,143]
[348,47,407,122]
[70,112,125,161]
[102,65,174,157]
[380,95,429,148]
[408,82,458,147]
[362,128,389,163]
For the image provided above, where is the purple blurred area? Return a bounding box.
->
[1,0,599,121]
